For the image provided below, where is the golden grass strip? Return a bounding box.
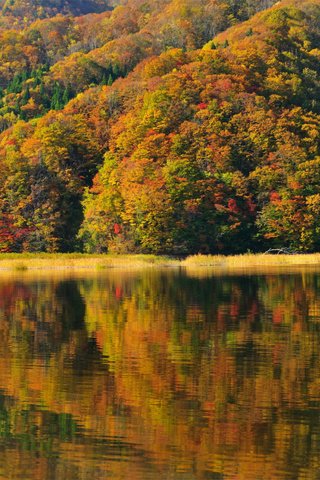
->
[0,252,319,273]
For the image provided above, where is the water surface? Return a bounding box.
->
[0,268,319,479]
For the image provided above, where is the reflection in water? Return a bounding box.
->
[0,270,319,479]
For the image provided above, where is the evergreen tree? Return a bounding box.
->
[50,83,64,110]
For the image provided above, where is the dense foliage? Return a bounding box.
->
[0,0,113,25]
[0,0,320,253]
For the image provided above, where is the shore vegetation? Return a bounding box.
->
[1,253,320,272]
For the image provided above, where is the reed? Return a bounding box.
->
[0,253,178,271]
[182,253,320,268]
[0,252,319,272]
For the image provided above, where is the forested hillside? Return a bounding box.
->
[0,0,319,254]
[0,0,114,25]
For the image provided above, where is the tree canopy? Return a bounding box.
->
[1,0,320,253]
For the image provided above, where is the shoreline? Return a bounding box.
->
[0,253,319,272]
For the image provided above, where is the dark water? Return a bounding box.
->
[0,268,320,479]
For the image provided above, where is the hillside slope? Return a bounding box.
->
[1,0,319,253]
[0,0,114,25]
[0,0,277,130]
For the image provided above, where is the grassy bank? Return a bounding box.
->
[0,253,179,271]
[183,253,320,268]
[0,252,319,272]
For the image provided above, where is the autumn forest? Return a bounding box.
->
[0,0,319,254]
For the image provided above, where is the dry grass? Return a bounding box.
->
[0,253,179,272]
[182,253,320,268]
[0,252,319,273]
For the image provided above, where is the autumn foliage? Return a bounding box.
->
[0,0,320,253]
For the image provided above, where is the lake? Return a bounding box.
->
[0,267,319,479]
